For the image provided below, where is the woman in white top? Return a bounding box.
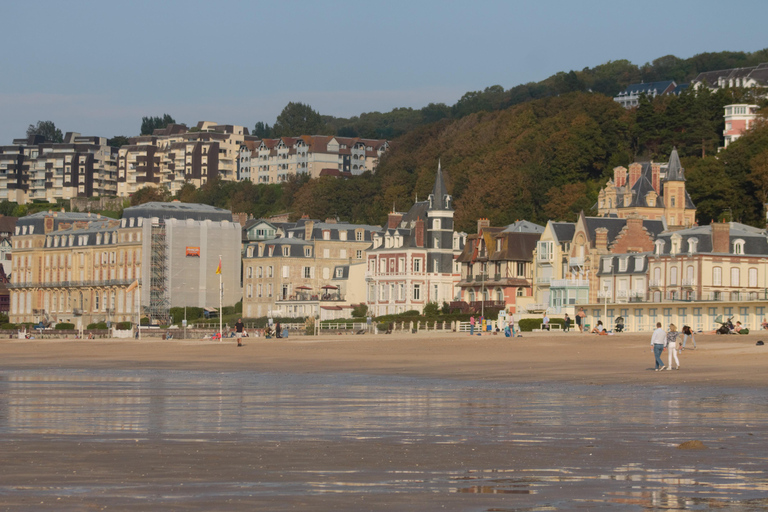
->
[667,324,680,370]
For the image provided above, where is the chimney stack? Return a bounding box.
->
[477,218,491,234]
[415,218,425,247]
[594,227,609,253]
[628,163,642,189]
[613,166,627,187]
[651,162,661,195]
[304,220,314,241]
[387,212,403,229]
[711,221,730,253]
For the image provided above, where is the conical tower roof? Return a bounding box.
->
[666,147,685,181]
[429,160,451,210]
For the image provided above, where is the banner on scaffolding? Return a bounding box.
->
[185,247,200,257]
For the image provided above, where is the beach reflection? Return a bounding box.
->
[0,370,767,509]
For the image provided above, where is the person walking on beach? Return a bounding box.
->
[469,315,475,336]
[542,313,550,331]
[564,314,571,332]
[235,318,244,347]
[680,325,696,351]
[651,322,666,371]
[667,324,680,370]
[576,308,586,332]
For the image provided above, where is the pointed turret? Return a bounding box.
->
[666,147,685,181]
[428,160,451,210]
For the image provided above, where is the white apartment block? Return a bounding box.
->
[240,135,388,184]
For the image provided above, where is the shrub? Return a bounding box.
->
[422,302,440,316]
[441,302,451,315]
[169,307,204,325]
[87,322,108,330]
[1,323,17,330]
[55,323,75,330]
[0,313,8,325]
[116,321,132,330]
[140,317,149,326]
[351,303,368,318]
[518,318,565,332]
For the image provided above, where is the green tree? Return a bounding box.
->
[26,120,63,143]
[351,304,368,318]
[140,114,176,135]
[130,186,172,206]
[253,121,273,138]
[108,135,130,148]
[273,102,327,137]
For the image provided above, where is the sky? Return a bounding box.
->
[1,0,767,143]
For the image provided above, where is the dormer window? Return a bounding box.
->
[602,258,612,272]
[634,255,644,271]
[304,246,311,257]
[688,238,698,254]
[655,240,665,255]
[282,246,290,257]
[619,258,628,272]
[733,239,745,255]
[433,219,441,230]
[496,238,502,252]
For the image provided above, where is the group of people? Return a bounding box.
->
[651,323,696,371]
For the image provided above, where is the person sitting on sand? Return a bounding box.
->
[762,318,768,330]
[591,320,607,335]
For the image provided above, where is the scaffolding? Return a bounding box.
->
[148,223,170,324]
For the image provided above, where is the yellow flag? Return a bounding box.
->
[215,256,221,275]
[126,279,139,292]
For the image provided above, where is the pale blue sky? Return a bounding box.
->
[1,0,766,143]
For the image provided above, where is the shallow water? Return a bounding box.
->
[0,369,766,510]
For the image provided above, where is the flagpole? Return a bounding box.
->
[137,282,141,340]
[219,254,223,341]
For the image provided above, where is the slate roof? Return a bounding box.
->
[597,253,651,276]
[502,220,545,233]
[429,161,450,210]
[693,63,768,88]
[123,202,233,223]
[654,222,768,256]
[583,216,665,247]
[489,232,541,261]
[0,216,18,235]
[665,147,685,182]
[551,222,575,244]
[617,80,676,97]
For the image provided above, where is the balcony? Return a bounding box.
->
[550,279,589,288]
[8,279,140,289]
[536,277,552,285]
[649,279,663,288]
[569,256,584,267]
[682,278,696,288]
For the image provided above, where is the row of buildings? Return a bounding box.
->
[7,149,768,332]
[0,121,389,205]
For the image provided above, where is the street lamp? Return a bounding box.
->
[603,283,609,323]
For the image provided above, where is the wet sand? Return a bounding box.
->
[1,331,767,511]
[1,330,766,388]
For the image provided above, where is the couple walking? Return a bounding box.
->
[651,322,695,371]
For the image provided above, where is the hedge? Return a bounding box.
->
[518,318,566,332]
[55,323,75,330]
[1,323,17,330]
[87,322,108,330]
[116,321,133,330]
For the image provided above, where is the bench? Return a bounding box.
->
[540,323,562,330]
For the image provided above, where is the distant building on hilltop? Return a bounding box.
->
[238,136,388,184]
[691,63,768,93]
[723,104,760,149]
[613,81,687,109]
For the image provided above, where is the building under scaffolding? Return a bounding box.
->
[123,202,242,325]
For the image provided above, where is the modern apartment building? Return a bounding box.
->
[241,135,389,184]
[117,122,251,196]
[0,133,117,204]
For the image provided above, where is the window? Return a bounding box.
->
[356,231,363,241]
[670,266,678,286]
[304,246,311,257]
[713,267,722,286]
[434,237,440,249]
[413,284,421,301]
[356,250,362,259]
[517,287,524,297]
[537,241,553,261]
[413,259,422,272]
[258,266,263,278]
[267,266,273,278]
[323,231,330,240]
[731,267,740,287]
[634,256,644,271]
[749,267,758,287]
[496,238,502,252]
[655,240,664,255]
[340,249,347,259]
[247,266,253,278]
[339,231,347,241]
[247,284,252,298]
[282,246,290,257]
[603,258,612,272]
[688,238,698,254]
[304,266,312,278]
[517,262,525,277]
[323,248,330,258]
[733,239,745,255]
[433,219,441,230]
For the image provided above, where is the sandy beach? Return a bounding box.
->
[2,331,767,511]
[1,330,766,388]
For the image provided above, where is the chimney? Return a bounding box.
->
[594,227,609,253]
[415,218,425,247]
[651,162,661,195]
[711,221,730,253]
[477,218,491,234]
[324,217,337,224]
[304,220,314,241]
[628,163,642,189]
[613,166,627,188]
[387,212,403,229]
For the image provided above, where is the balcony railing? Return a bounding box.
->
[569,257,584,267]
[550,279,589,288]
[536,277,552,285]
[9,279,140,289]
[682,278,696,287]
[649,279,663,288]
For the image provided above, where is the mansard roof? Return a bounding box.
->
[654,222,768,256]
